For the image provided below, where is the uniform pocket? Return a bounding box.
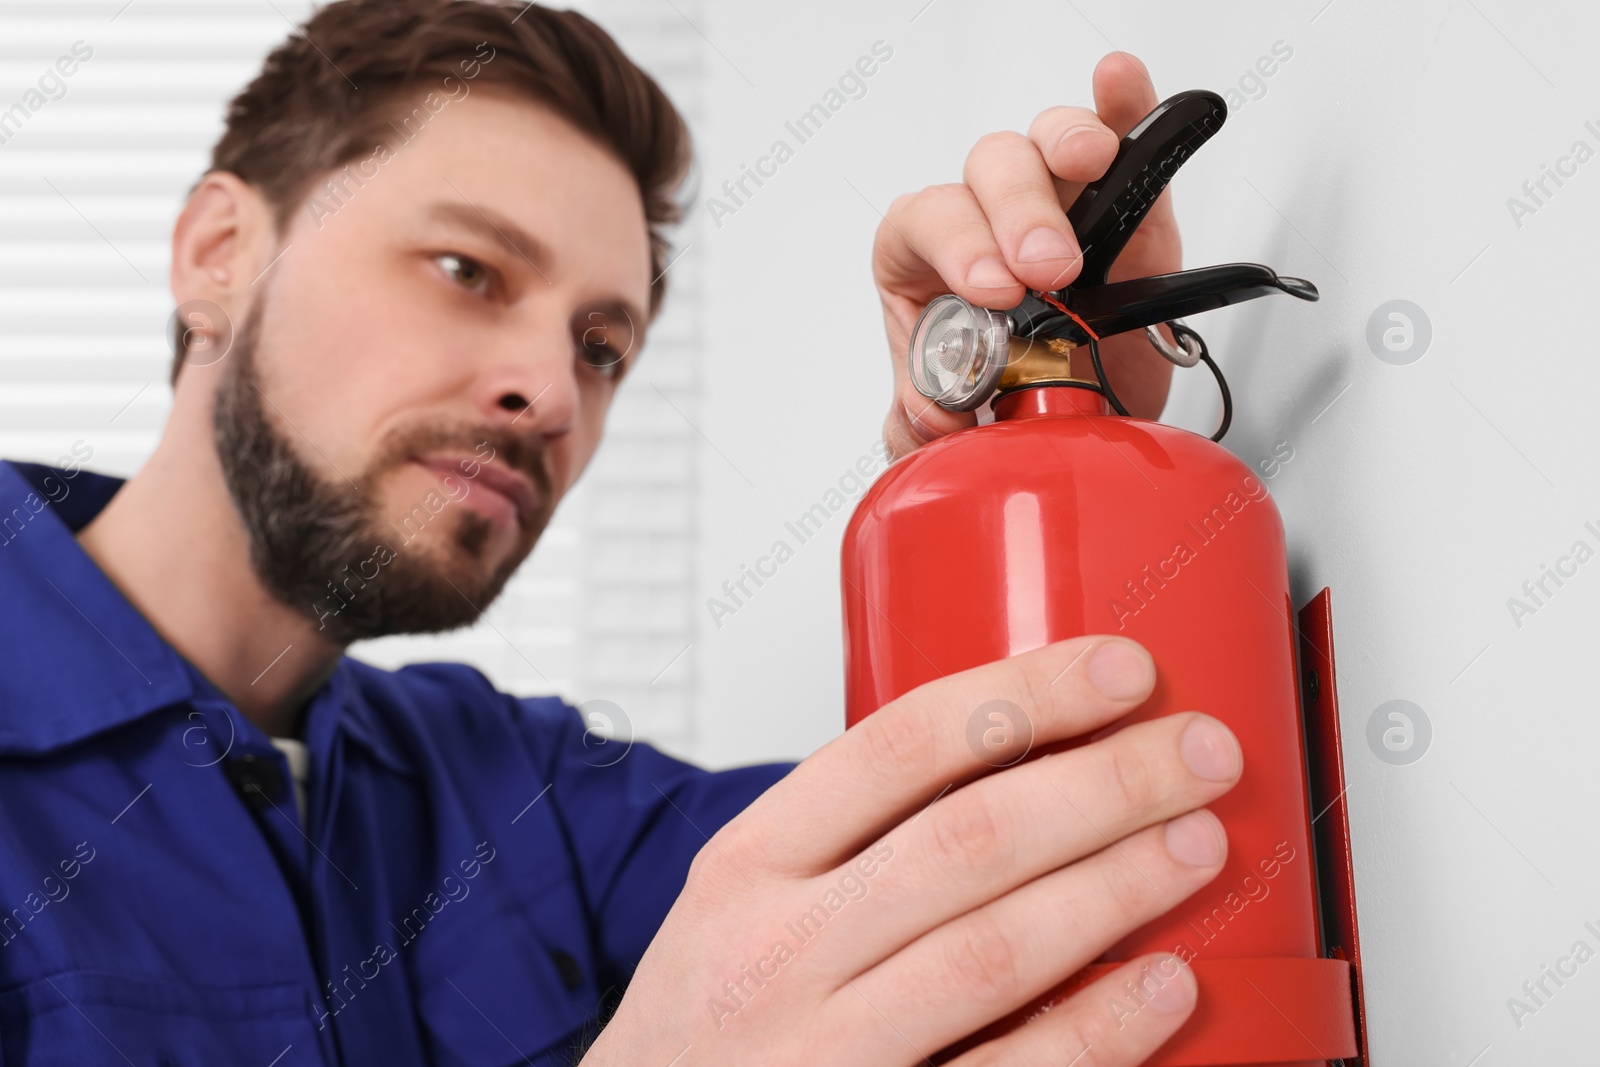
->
[0,970,318,1066]
[410,894,601,1067]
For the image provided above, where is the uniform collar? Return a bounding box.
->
[0,458,410,775]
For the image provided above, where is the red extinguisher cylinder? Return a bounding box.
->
[841,385,1352,1066]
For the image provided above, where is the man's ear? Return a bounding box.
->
[169,171,274,325]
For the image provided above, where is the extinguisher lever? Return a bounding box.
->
[906,85,1322,436]
[1037,85,1318,345]
[1066,88,1229,288]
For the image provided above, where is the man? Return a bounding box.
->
[0,1,1241,1064]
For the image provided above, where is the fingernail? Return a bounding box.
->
[1086,641,1153,700]
[1017,227,1078,264]
[1179,715,1242,782]
[965,256,1016,289]
[1142,955,1197,1015]
[902,400,940,443]
[1053,124,1102,154]
[1164,810,1224,867]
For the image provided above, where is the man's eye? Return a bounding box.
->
[435,253,492,295]
[574,306,636,380]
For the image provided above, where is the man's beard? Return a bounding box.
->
[211,304,553,645]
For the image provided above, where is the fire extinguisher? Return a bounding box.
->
[841,90,1366,1065]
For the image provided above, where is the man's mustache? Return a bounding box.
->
[376,423,553,506]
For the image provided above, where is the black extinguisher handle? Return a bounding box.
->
[1004,263,1318,346]
[1067,262,1319,339]
[1066,88,1229,288]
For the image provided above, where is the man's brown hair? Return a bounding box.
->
[172,0,690,383]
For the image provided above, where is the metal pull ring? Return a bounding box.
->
[1144,322,1203,368]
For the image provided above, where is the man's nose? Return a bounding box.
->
[468,342,578,440]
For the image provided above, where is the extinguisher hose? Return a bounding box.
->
[1085,334,1132,417]
[1088,322,1234,443]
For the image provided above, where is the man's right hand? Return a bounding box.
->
[583,636,1242,1066]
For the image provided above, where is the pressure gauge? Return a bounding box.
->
[908,294,1011,412]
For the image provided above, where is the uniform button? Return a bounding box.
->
[224,754,285,811]
[550,949,583,991]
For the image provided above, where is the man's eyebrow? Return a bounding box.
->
[422,200,649,328]
[424,200,555,281]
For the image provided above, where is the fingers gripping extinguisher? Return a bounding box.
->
[841,90,1367,1065]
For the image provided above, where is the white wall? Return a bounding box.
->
[687,0,1600,1063]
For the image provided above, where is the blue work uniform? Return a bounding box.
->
[0,458,795,1066]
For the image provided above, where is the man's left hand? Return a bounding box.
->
[873,51,1185,460]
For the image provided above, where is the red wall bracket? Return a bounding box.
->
[1296,587,1368,1066]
